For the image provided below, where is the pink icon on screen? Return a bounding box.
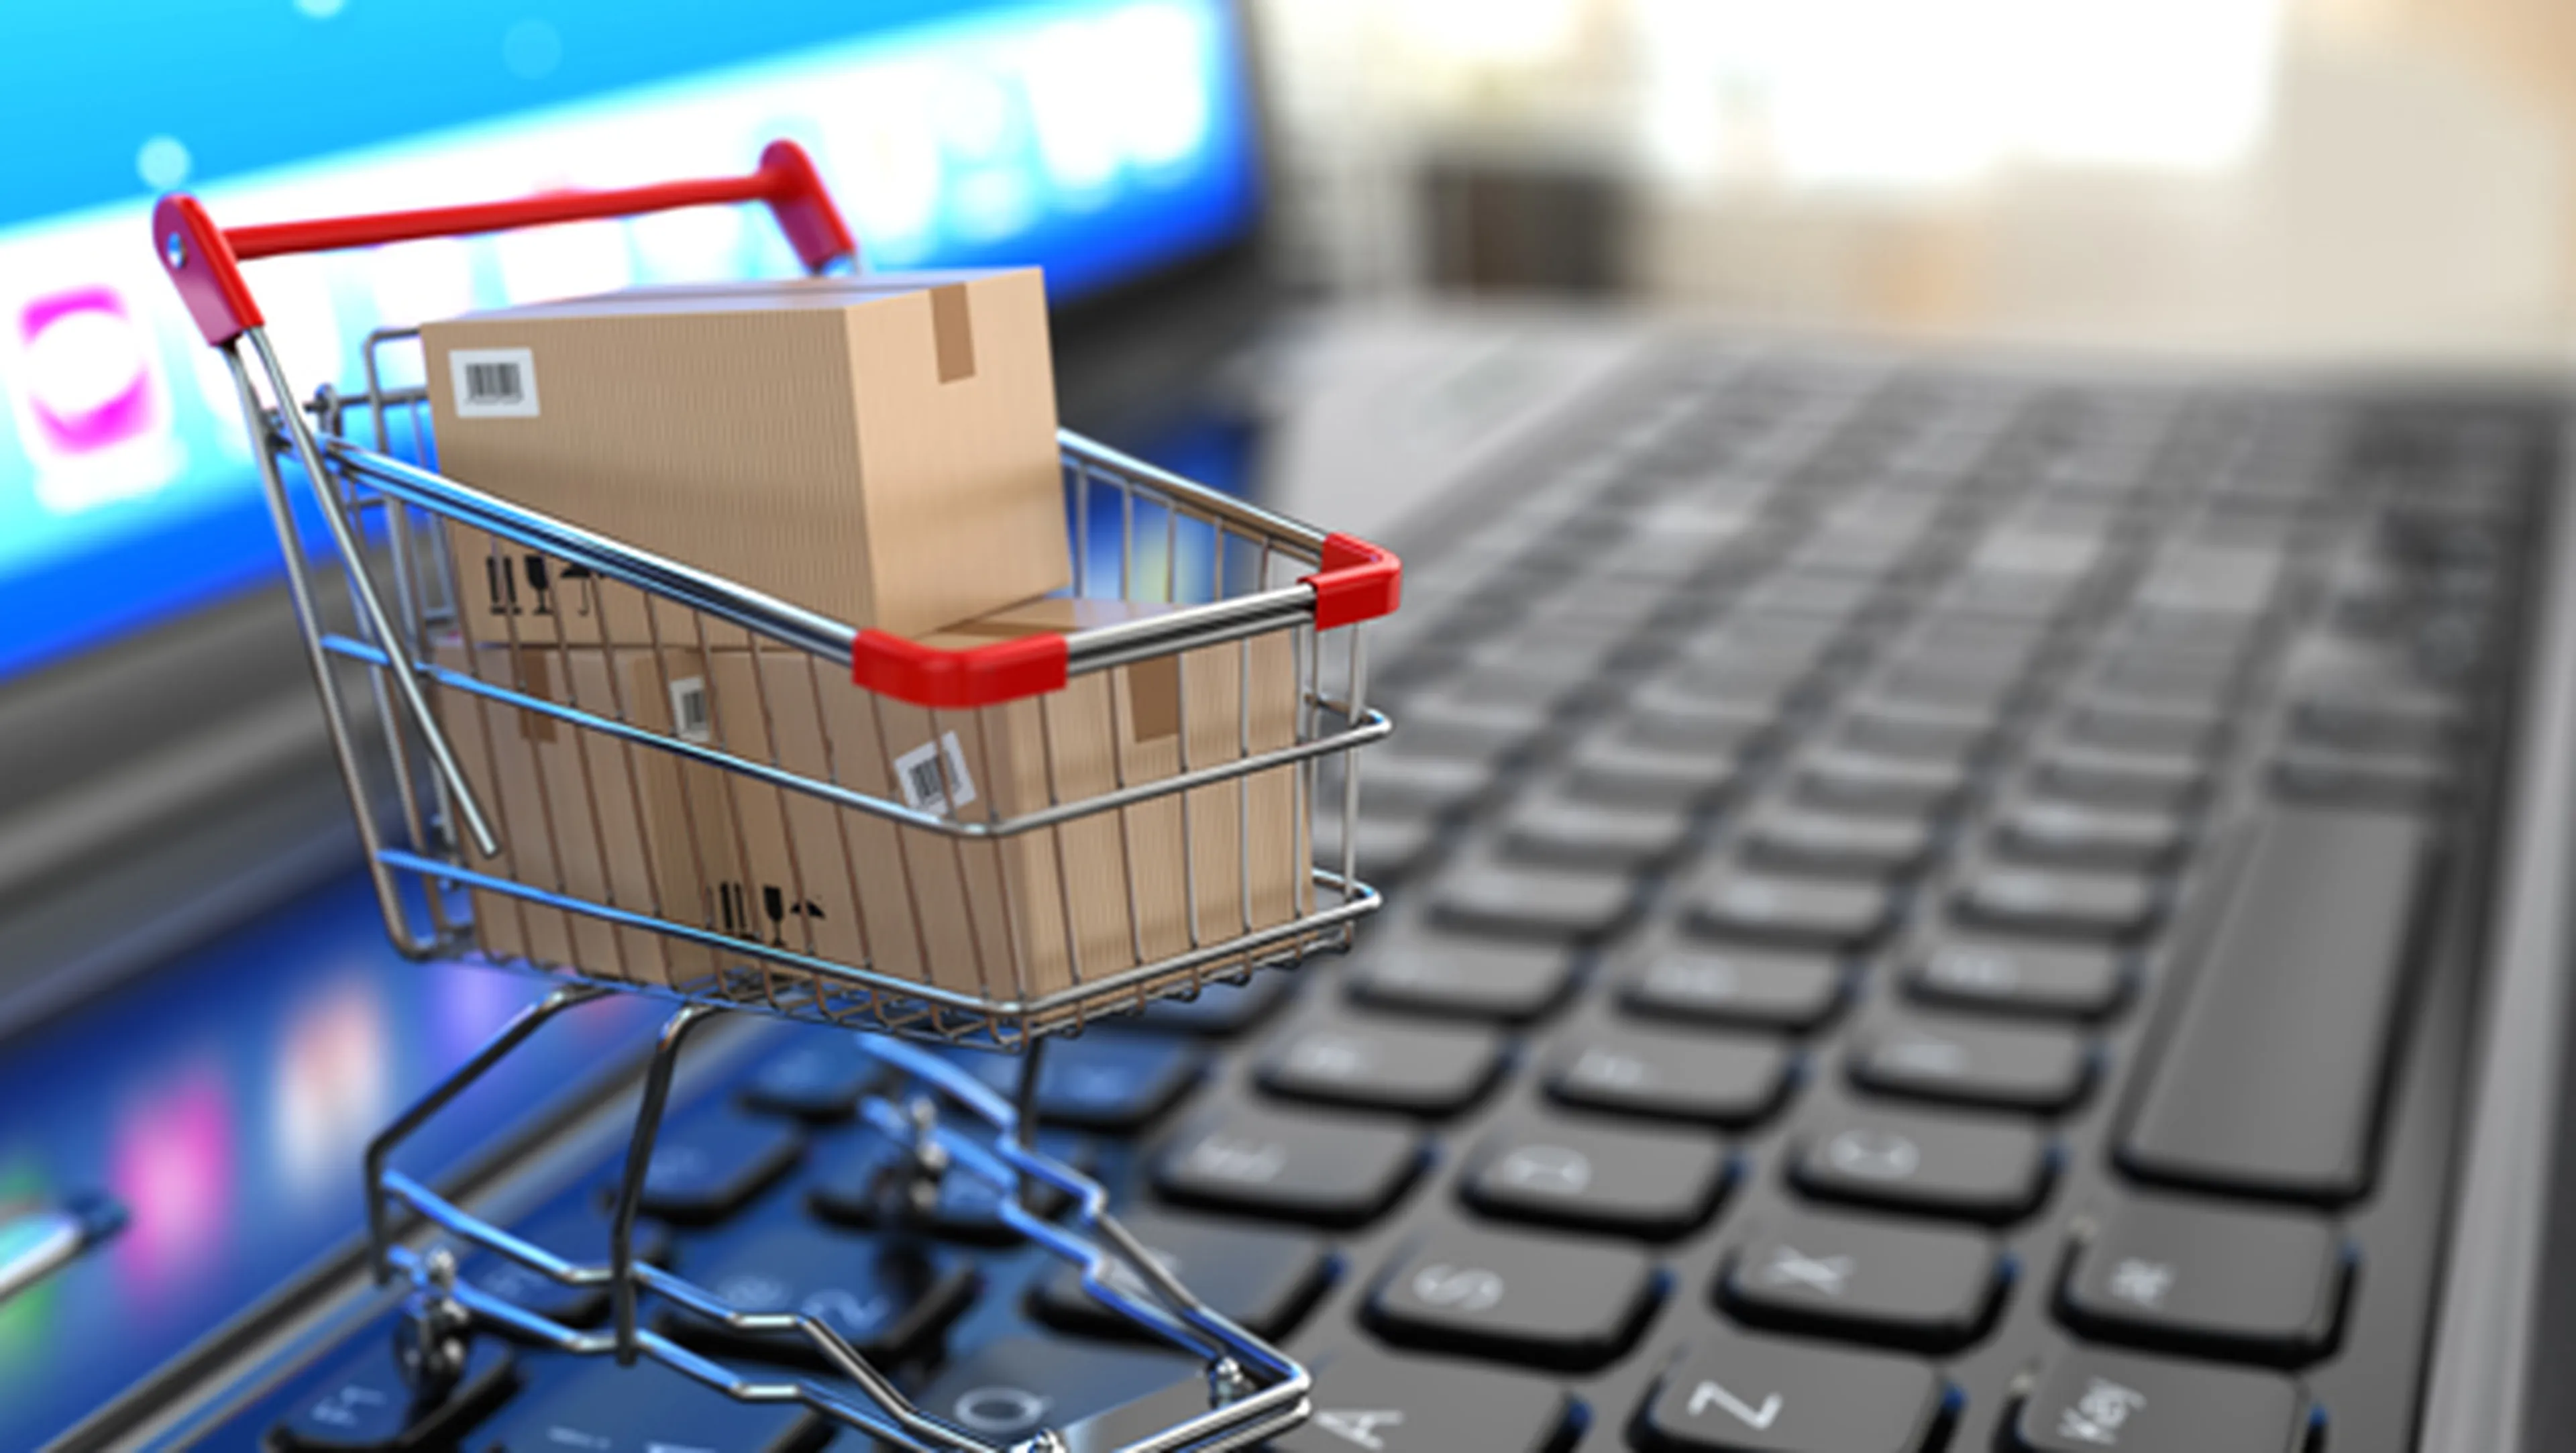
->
[18,284,160,455]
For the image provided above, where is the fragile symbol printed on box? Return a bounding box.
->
[894,732,977,815]
[448,346,540,417]
[668,676,712,744]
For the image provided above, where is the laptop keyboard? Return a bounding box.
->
[231,351,2550,1452]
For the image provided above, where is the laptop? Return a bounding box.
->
[0,2,2563,1449]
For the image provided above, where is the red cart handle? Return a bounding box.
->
[154,140,857,348]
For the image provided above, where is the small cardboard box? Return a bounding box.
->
[696,597,1311,1018]
[423,270,1069,648]
[429,634,739,986]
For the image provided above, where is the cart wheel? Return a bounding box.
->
[393,1245,472,1401]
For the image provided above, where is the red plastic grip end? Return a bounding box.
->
[758,141,861,274]
[154,194,264,347]
[851,629,1069,709]
[1301,533,1403,631]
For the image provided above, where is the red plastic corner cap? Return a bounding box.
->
[851,629,1069,709]
[1301,533,1403,631]
[154,194,263,347]
[758,140,860,274]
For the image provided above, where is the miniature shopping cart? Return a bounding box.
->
[154,143,1396,1452]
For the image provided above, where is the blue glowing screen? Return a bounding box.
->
[0,0,1258,680]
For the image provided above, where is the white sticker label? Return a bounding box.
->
[448,346,539,418]
[894,732,977,816]
[668,676,712,744]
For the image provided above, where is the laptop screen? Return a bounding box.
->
[0,0,1260,682]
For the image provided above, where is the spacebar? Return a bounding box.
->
[2120,806,2434,1203]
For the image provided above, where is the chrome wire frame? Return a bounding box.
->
[246,325,1389,1048]
[366,994,1310,1452]
[221,319,1382,1450]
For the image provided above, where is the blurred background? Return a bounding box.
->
[1252,0,2575,362]
[5,0,2569,674]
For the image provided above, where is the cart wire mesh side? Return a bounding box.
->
[155,142,1396,1452]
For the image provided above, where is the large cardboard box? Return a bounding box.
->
[696,598,1311,1018]
[429,635,739,987]
[423,270,1069,648]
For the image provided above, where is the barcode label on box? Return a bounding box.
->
[669,676,712,743]
[449,347,541,418]
[893,732,977,816]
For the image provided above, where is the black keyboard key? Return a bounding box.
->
[1719,1210,2002,1350]
[1742,806,1936,878]
[1619,943,1847,1030]
[629,1106,802,1224]
[1028,1209,1330,1342]
[1992,796,2190,870]
[2121,807,2432,1201]
[464,1205,672,1331]
[1451,660,1591,714]
[1155,1101,1424,1226]
[272,1340,516,1452]
[663,1222,974,1364]
[1343,750,1493,816]
[1850,1017,2094,1112]
[1839,701,1997,764]
[1270,1350,1575,1453]
[1623,698,1780,759]
[1133,971,1293,1036]
[2271,746,2452,808]
[1259,1015,1505,1116]
[1348,934,1576,1023]
[1689,870,1898,952]
[1953,863,2161,940]
[912,1337,1197,1448]
[1313,810,1442,885]
[1796,752,1970,817]
[1034,1034,1202,1131]
[1434,858,1638,941]
[1906,938,2129,1020]
[739,1036,883,1120]
[2032,747,2208,810]
[1633,1332,1946,1452]
[2006,1349,2306,1453]
[1463,1111,1733,1238]
[2059,1195,2347,1363]
[2291,691,2461,753]
[1547,1026,1794,1127]
[1366,1226,1656,1368]
[2067,701,2226,757]
[1391,692,1550,764]
[1794,1107,2052,1223]
[475,1359,821,1452]
[1565,737,1743,805]
[1502,792,1695,869]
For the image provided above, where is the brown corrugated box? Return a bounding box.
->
[434,599,1309,1017]
[697,596,1310,1018]
[429,633,738,986]
[423,270,1068,649]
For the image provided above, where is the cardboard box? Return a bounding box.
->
[423,270,1069,648]
[696,598,1311,1018]
[429,635,739,987]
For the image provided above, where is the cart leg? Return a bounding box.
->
[1013,1036,1046,1214]
[609,1004,724,1366]
[365,983,608,1283]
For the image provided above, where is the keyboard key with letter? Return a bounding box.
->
[1793,1108,2053,1223]
[1632,1331,1948,1452]
[2006,1348,2306,1453]
[2058,1194,2347,1364]
[1366,1226,1657,1368]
